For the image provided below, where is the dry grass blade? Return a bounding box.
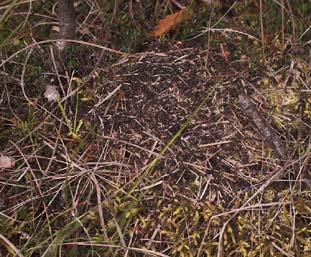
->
[0,39,128,69]
[0,233,24,257]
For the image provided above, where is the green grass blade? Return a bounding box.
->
[0,0,18,26]
[56,96,73,135]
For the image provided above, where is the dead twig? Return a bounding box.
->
[238,92,288,160]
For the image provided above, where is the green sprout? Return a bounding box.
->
[56,94,83,140]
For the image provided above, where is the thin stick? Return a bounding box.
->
[259,0,266,66]
[281,0,285,52]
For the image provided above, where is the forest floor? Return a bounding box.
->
[1,1,311,257]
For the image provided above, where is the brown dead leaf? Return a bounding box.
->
[148,8,193,37]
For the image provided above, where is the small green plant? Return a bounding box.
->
[56,95,83,140]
